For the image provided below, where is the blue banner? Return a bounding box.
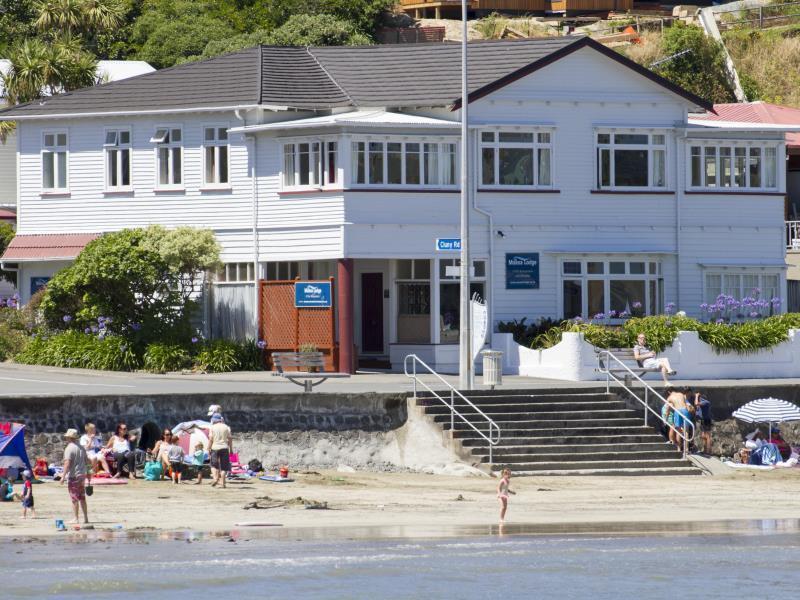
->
[295,281,332,308]
[505,253,539,289]
[436,238,461,252]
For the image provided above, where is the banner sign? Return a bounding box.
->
[505,253,539,289]
[471,294,488,361]
[294,281,332,308]
[436,238,461,252]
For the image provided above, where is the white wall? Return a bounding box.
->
[18,260,71,303]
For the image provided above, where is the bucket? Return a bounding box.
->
[279,466,289,479]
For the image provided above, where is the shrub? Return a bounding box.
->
[235,339,265,371]
[195,340,240,373]
[0,322,29,361]
[497,317,559,347]
[15,331,141,371]
[143,342,191,373]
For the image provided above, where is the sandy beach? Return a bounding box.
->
[2,468,800,538]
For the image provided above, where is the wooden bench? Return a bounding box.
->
[272,351,350,392]
[596,347,661,386]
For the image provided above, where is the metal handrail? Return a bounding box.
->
[597,350,694,458]
[404,354,501,463]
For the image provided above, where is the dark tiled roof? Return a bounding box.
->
[0,37,711,117]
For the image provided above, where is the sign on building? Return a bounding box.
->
[294,281,332,307]
[505,253,539,289]
[436,238,461,251]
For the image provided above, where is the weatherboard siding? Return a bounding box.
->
[0,130,16,207]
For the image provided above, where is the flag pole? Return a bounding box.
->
[458,0,472,390]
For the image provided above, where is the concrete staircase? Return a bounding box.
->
[414,389,702,476]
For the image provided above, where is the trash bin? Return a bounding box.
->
[481,350,503,389]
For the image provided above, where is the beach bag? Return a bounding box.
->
[143,461,162,481]
[33,458,49,478]
[248,459,263,472]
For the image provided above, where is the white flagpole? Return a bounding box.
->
[458,0,472,390]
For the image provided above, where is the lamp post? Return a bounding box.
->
[458,0,472,390]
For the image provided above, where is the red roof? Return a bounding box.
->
[0,209,16,220]
[692,101,800,146]
[2,233,99,261]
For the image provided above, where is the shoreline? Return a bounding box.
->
[3,469,800,541]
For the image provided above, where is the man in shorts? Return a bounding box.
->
[208,413,232,489]
[694,390,713,455]
[667,388,692,451]
[633,333,676,385]
[61,428,91,524]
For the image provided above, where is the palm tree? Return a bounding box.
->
[34,0,124,36]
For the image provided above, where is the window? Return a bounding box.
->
[151,127,182,187]
[265,262,300,281]
[283,140,336,188]
[350,141,457,187]
[704,271,781,317]
[480,131,552,188]
[203,127,229,186]
[596,132,666,189]
[396,260,431,344]
[104,129,131,190]
[215,262,254,283]
[689,143,779,190]
[438,259,486,344]
[560,258,663,319]
[42,131,68,191]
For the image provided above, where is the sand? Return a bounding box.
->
[2,468,800,538]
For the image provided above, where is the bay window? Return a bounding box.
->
[151,127,182,187]
[203,126,229,186]
[282,140,337,188]
[596,132,666,189]
[42,131,68,191]
[561,258,663,319]
[104,129,131,190]
[689,143,778,190]
[350,140,457,187]
[480,130,552,188]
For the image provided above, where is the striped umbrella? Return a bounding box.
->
[733,398,800,440]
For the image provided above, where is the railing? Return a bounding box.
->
[716,1,800,31]
[788,221,800,251]
[404,354,501,463]
[597,350,694,458]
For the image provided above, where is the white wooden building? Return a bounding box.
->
[0,38,790,372]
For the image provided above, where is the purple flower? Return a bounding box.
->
[62,315,72,323]
[619,311,630,318]
[90,325,98,334]
[608,310,618,318]
[130,323,142,331]
[191,337,199,344]
[104,317,112,325]
[749,311,760,318]
[97,316,105,323]
[257,340,267,349]
[699,303,709,311]
[593,312,605,320]
[632,301,642,309]
[752,287,761,297]
[84,327,91,334]
[12,293,19,300]
[665,302,676,315]
[716,318,724,324]
[771,297,782,306]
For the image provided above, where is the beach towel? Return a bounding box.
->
[89,478,128,486]
[259,475,294,483]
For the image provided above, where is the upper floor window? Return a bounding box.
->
[480,131,552,188]
[151,127,182,188]
[596,132,666,189]
[215,262,254,283]
[203,127,229,186]
[104,129,131,190]
[265,261,300,281]
[351,140,457,187]
[689,144,778,190]
[283,140,337,188]
[42,131,68,191]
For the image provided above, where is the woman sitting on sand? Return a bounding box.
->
[106,422,137,479]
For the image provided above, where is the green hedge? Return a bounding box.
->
[530,314,800,354]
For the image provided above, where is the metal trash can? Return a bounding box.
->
[481,350,503,389]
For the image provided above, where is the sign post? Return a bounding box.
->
[459,0,472,391]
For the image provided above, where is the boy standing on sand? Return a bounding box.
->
[21,469,35,519]
[497,468,516,523]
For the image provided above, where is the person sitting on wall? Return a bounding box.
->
[106,422,137,479]
[633,333,676,385]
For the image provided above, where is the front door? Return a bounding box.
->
[361,273,384,353]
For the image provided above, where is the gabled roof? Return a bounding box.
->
[690,101,800,146]
[0,37,712,119]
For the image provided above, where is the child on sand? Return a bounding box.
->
[166,435,185,484]
[497,468,516,522]
[21,470,35,519]
[192,442,205,485]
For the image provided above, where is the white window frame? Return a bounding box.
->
[479,128,554,189]
[349,137,459,189]
[558,257,664,320]
[595,130,668,191]
[202,125,230,188]
[687,140,780,192]
[215,262,255,284]
[702,269,783,316]
[152,126,183,190]
[280,138,338,190]
[104,127,132,192]
[41,130,69,193]
[264,261,301,281]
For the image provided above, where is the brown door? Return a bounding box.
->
[361,273,384,353]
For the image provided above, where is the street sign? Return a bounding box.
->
[294,281,332,308]
[436,238,461,251]
[505,253,539,289]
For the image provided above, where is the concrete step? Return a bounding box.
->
[490,458,692,471]
[434,410,640,425]
[415,393,615,406]
[481,450,684,463]
[453,425,656,439]
[470,442,676,455]
[421,401,629,415]
[447,417,645,431]
[460,434,666,447]
[504,466,703,476]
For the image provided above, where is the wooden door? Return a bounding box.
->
[361,273,384,353]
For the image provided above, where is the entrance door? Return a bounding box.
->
[361,273,384,353]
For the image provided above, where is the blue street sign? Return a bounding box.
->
[436,238,461,252]
[505,253,539,289]
[295,281,332,308]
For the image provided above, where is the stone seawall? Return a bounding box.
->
[0,392,466,472]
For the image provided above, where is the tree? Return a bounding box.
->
[258,0,394,37]
[651,23,735,105]
[41,226,220,342]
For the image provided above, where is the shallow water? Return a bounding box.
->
[3,523,800,599]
